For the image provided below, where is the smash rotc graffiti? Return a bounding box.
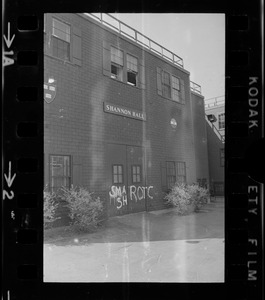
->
[109,185,154,210]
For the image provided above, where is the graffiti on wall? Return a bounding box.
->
[109,185,154,209]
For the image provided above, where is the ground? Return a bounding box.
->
[44,197,224,282]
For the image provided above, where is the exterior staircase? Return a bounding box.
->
[205,116,225,143]
[204,96,225,144]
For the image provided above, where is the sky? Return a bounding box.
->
[110,13,225,101]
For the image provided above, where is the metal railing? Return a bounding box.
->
[84,13,184,68]
[205,115,225,143]
[204,95,225,109]
[190,81,201,94]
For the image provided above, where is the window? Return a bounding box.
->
[157,67,185,103]
[112,165,124,184]
[171,75,180,102]
[127,54,138,86]
[162,71,171,98]
[52,18,70,61]
[50,155,71,191]
[111,47,124,81]
[218,113,225,130]
[220,148,225,167]
[176,162,186,183]
[166,161,176,189]
[132,165,141,183]
[166,161,186,189]
[44,15,82,65]
[103,41,145,88]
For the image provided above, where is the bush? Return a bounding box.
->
[61,186,103,232]
[165,183,209,215]
[188,184,209,212]
[44,188,60,228]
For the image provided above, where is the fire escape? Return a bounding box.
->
[190,83,225,143]
[204,96,225,144]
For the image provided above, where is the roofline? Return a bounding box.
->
[78,13,191,75]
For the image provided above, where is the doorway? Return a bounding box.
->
[106,143,147,217]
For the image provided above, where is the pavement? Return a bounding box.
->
[44,197,224,282]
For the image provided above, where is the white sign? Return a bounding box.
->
[104,102,146,121]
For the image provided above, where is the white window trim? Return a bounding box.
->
[52,18,71,42]
[158,68,184,104]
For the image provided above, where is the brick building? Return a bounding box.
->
[44,13,211,221]
[205,96,225,196]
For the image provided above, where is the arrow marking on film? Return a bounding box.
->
[3,22,15,49]
[4,161,16,188]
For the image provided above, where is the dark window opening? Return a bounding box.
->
[111,65,118,77]
[111,64,123,80]
[127,71,137,86]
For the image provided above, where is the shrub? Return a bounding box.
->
[164,183,193,215]
[61,186,103,232]
[164,183,209,215]
[44,188,60,228]
[187,184,209,212]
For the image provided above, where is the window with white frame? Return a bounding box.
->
[103,41,145,88]
[44,15,82,65]
[112,165,124,184]
[218,113,225,130]
[52,18,70,61]
[157,67,185,103]
[132,165,141,183]
[111,47,124,81]
[127,54,138,86]
[50,155,71,191]
[171,75,180,102]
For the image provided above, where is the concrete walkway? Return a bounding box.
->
[44,197,224,282]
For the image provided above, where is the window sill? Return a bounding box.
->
[109,76,143,90]
[44,52,79,67]
[158,94,185,105]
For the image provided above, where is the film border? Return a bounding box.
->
[2,0,263,299]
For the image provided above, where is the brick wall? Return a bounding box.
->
[191,92,210,187]
[44,13,206,223]
[206,122,225,194]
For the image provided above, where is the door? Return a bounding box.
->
[106,144,147,217]
[126,145,146,213]
[106,144,128,216]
